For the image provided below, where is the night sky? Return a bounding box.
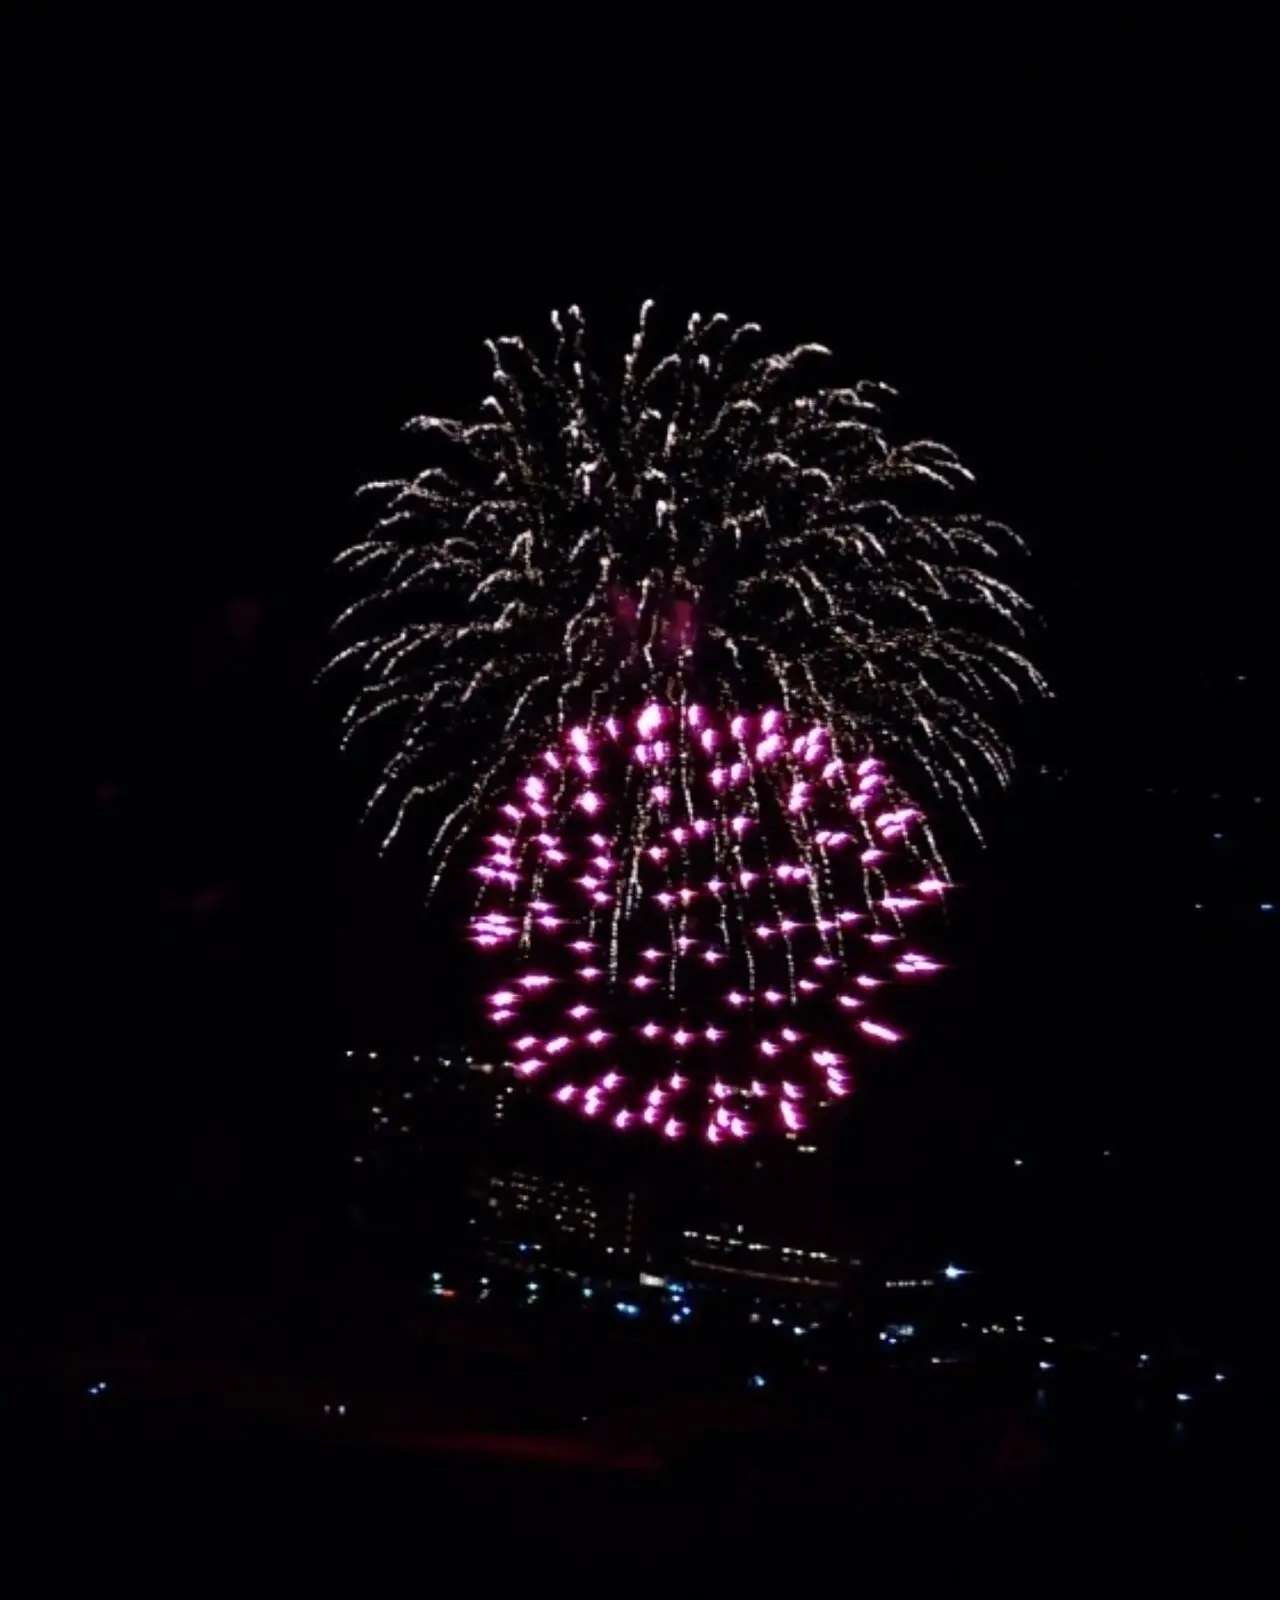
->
[13,20,1273,1332]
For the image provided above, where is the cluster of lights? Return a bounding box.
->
[470,701,945,1141]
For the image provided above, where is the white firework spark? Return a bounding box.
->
[330,302,1044,890]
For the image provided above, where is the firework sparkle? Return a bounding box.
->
[471,701,943,1139]
[332,304,1041,1138]
[332,303,1042,888]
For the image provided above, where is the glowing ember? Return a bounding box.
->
[469,702,944,1139]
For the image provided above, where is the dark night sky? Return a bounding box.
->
[11,19,1274,1326]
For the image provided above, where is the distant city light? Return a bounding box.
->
[942,1264,966,1280]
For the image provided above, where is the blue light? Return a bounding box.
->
[615,1302,640,1317]
[750,1374,766,1389]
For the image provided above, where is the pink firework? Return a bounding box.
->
[469,701,946,1142]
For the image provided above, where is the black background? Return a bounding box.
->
[11,16,1273,1337]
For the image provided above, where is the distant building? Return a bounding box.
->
[677,1221,854,1297]
[341,1046,956,1315]
[475,1165,646,1269]
[341,1045,511,1242]
[670,1122,862,1302]
[342,1045,511,1164]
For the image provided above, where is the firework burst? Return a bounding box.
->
[331,302,1043,891]
[332,304,1040,1138]
[471,699,944,1140]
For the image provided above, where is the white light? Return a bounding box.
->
[1176,1391,1191,1403]
[943,1264,966,1280]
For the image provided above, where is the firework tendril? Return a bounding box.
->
[331,303,1042,1139]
